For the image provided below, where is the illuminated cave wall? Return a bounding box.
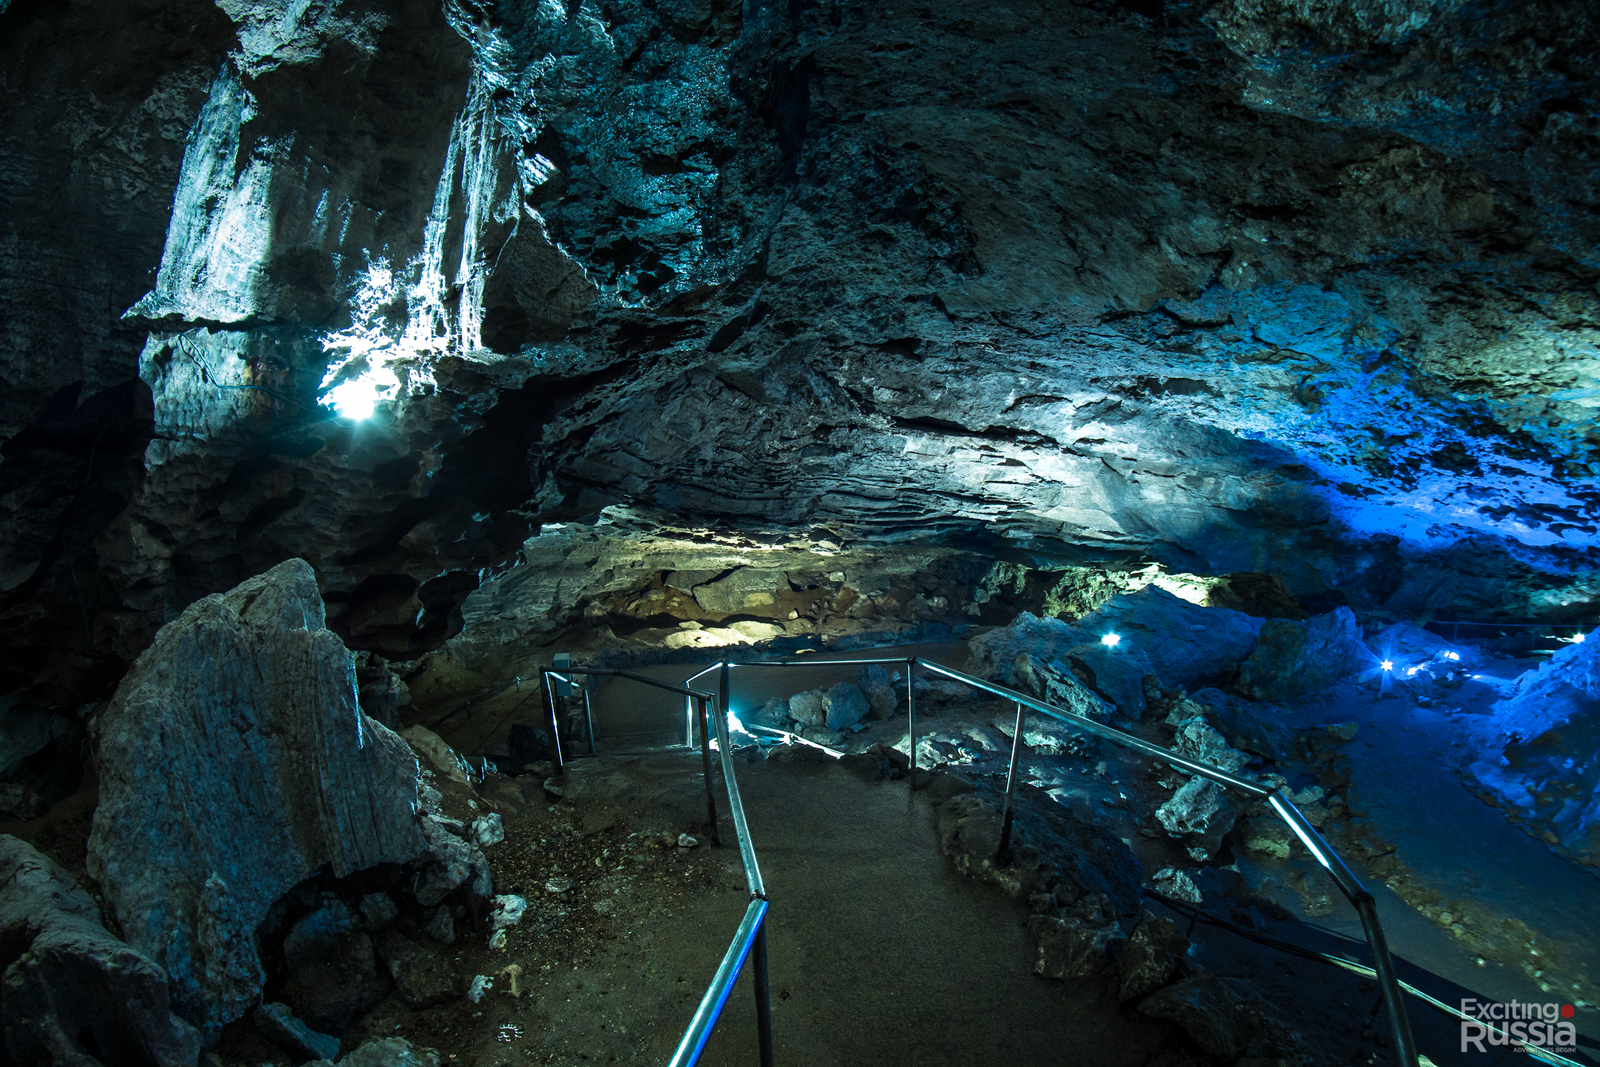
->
[2,0,1599,703]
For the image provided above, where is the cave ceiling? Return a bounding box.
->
[2,0,1598,700]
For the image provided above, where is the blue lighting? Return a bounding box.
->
[1381,660,1393,671]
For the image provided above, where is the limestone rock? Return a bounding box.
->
[1118,910,1190,1002]
[86,559,429,1036]
[935,793,1143,914]
[402,724,471,784]
[1170,717,1252,775]
[690,568,785,615]
[1149,867,1202,904]
[306,1036,441,1067]
[283,930,390,1035]
[284,899,360,972]
[1241,817,1294,859]
[0,835,200,1067]
[974,590,1263,717]
[1084,587,1265,696]
[1237,608,1367,701]
[255,1001,339,1062]
[1183,688,1297,763]
[746,698,791,729]
[788,689,830,727]
[375,930,457,1008]
[1010,652,1115,723]
[856,665,900,719]
[1138,974,1262,1058]
[824,682,871,731]
[1155,778,1237,861]
[1477,631,1600,864]
[1029,915,1128,980]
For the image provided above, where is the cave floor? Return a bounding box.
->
[382,750,1177,1067]
[410,640,1600,1067]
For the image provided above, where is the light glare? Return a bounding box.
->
[1100,633,1121,647]
[1381,660,1393,671]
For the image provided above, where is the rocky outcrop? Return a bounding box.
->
[1118,911,1190,1003]
[1237,608,1368,701]
[6,0,1600,711]
[86,559,430,1036]
[0,835,199,1067]
[972,589,1264,717]
[1475,631,1600,866]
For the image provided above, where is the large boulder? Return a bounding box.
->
[1181,688,1297,763]
[1236,607,1367,701]
[0,835,200,1067]
[86,560,432,1037]
[1086,587,1265,694]
[824,682,870,731]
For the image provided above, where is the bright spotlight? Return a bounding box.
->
[324,376,381,420]
[1445,651,1460,661]
[1101,633,1121,647]
[1380,660,1393,672]
[1575,633,1587,644]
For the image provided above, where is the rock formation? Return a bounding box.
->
[0,835,200,1067]
[86,558,430,1036]
[2,0,1599,710]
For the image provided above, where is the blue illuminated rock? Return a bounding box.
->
[1237,608,1367,701]
[1478,632,1600,866]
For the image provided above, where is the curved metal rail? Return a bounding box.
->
[543,652,1419,1067]
[542,666,772,1067]
[910,658,1420,1067]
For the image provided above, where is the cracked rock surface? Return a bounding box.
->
[2,0,1600,706]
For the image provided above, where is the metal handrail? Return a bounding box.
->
[540,652,1417,1067]
[541,664,773,1067]
[912,659,1420,1067]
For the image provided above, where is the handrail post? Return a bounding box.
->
[583,687,597,755]
[998,700,1025,860]
[699,695,722,847]
[1356,893,1420,1066]
[905,657,917,787]
[540,670,564,777]
[752,921,774,1067]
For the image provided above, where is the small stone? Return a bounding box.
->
[1119,911,1190,1002]
[467,975,494,1003]
[470,812,505,847]
[1150,867,1202,904]
[423,906,455,945]
[678,833,698,848]
[358,892,398,930]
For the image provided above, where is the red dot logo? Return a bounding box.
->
[1561,1004,1576,1019]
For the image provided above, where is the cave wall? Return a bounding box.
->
[1,0,1598,706]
